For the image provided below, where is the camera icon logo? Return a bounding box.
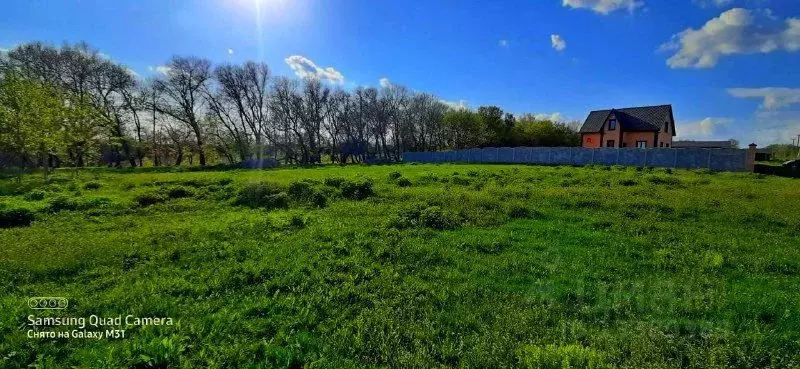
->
[28,297,68,310]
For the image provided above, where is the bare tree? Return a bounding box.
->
[153,56,212,166]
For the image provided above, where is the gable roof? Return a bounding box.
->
[579,104,674,134]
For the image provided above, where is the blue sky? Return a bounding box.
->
[1,0,799,145]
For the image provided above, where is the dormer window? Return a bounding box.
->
[608,119,617,130]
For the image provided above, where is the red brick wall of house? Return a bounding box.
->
[582,133,601,148]
[623,132,655,148]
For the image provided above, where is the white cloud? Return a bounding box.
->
[148,65,172,76]
[379,77,392,88]
[125,68,139,78]
[499,39,510,47]
[534,112,564,121]
[228,48,234,55]
[676,117,731,139]
[750,110,800,145]
[728,88,800,110]
[441,99,469,110]
[562,0,644,14]
[661,8,800,69]
[551,34,567,51]
[691,0,732,8]
[284,55,344,84]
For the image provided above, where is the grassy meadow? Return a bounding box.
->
[1,163,799,368]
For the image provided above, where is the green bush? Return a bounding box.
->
[287,179,316,200]
[134,191,168,207]
[0,207,35,228]
[83,181,102,190]
[340,179,374,200]
[166,186,194,199]
[396,177,412,187]
[311,191,327,208]
[419,206,461,230]
[323,177,346,188]
[23,189,46,201]
[388,171,402,180]
[234,182,288,209]
[646,175,682,186]
[618,179,638,186]
[47,195,79,212]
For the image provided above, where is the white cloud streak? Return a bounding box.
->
[498,39,510,47]
[551,34,567,51]
[661,8,800,68]
[379,77,392,88]
[562,0,644,15]
[676,117,731,139]
[284,55,344,84]
[441,99,469,110]
[728,87,800,110]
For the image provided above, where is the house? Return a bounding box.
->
[671,140,737,149]
[579,105,675,148]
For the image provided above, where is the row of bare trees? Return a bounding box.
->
[1,41,577,169]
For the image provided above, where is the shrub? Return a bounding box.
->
[451,175,471,186]
[23,190,46,201]
[618,179,638,186]
[166,186,194,199]
[287,179,316,200]
[289,213,307,228]
[323,177,346,188]
[646,175,682,186]
[234,181,286,209]
[310,191,327,208]
[134,191,168,207]
[396,177,412,187]
[47,195,79,212]
[83,197,112,209]
[340,179,374,200]
[506,203,535,219]
[217,178,234,186]
[83,181,102,190]
[0,208,35,228]
[419,206,461,230]
[388,171,402,181]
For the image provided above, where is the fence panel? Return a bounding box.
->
[572,148,593,166]
[709,149,746,171]
[498,147,514,162]
[593,149,618,165]
[402,147,748,171]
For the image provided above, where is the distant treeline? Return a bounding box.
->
[764,144,799,162]
[0,41,580,170]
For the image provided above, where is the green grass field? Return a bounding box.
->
[1,164,799,368]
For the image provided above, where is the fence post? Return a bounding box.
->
[746,143,757,172]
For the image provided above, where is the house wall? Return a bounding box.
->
[623,132,655,148]
[601,115,622,147]
[657,130,673,147]
[582,133,601,148]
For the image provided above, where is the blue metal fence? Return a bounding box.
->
[402,147,749,171]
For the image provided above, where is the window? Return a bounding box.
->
[636,141,647,149]
[659,142,664,147]
[608,119,617,130]
[622,142,628,147]
[664,123,669,133]
[606,140,615,148]
[665,143,670,148]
